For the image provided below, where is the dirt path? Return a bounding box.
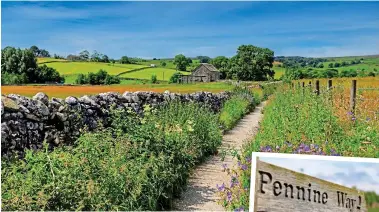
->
[172,101,266,211]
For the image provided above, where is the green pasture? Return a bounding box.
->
[37,57,68,64]
[119,67,190,81]
[43,62,147,76]
[136,59,201,71]
[272,65,286,79]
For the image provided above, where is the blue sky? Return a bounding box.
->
[262,157,379,193]
[2,1,379,59]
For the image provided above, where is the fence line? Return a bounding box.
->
[294,79,379,119]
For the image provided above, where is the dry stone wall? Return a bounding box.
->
[1,91,230,157]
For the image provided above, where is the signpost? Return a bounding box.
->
[252,159,367,212]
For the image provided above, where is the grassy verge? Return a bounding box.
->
[219,87,260,130]
[217,83,379,211]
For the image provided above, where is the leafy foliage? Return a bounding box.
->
[75,69,120,85]
[219,87,259,130]
[169,72,181,83]
[1,46,63,84]
[228,45,275,81]
[174,54,190,72]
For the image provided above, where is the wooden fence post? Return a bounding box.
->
[350,80,357,115]
[328,80,332,90]
[315,80,320,95]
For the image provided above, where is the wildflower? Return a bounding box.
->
[352,116,356,121]
[304,145,310,152]
[231,177,239,188]
[276,145,280,150]
[245,156,251,163]
[217,183,225,192]
[241,164,248,171]
[227,192,232,201]
[347,111,353,116]
[222,163,227,170]
[366,117,371,122]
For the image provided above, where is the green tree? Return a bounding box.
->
[174,54,189,72]
[169,72,181,83]
[328,63,334,68]
[79,50,90,61]
[120,56,130,64]
[211,56,229,79]
[29,45,40,57]
[102,55,110,63]
[151,74,157,84]
[197,56,211,63]
[160,61,167,67]
[228,45,275,81]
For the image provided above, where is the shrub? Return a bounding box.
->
[219,96,251,130]
[1,72,28,85]
[169,72,181,83]
[75,69,120,85]
[151,74,157,84]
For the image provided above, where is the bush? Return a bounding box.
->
[1,72,28,85]
[38,65,64,83]
[75,74,88,84]
[75,69,120,85]
[169,72,181,83]
[151,74,157,84]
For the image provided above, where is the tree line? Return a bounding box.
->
[1,46,64,85]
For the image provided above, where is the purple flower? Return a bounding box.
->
[235,206,245,212]
[304,145,310,152]
[217,183,225,191]
[245,156,251,163]
[227,192,232,201]
[241,164,248,171]
[238,161,241,167]
[231,177,239,188]
[347,111,353,116]
[222,163,227,170]
[352,116,356,121]
[366,117,371,121]
[314,144,319,150]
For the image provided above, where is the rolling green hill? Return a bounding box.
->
[119,67,190,81]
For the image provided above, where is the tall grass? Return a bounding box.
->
[1,101,222,211]
[217,83,379,211]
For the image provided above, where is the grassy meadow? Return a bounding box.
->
[119,67,189,81]
[135,58,201,71]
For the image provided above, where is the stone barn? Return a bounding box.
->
[180,63,220,83]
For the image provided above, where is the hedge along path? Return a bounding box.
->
[173,101,267,211]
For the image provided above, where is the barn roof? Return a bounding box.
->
[200,63,219,72]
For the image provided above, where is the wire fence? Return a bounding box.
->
[291,78,379,128]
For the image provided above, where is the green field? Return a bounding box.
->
[369,208,379,212]
[44,62,147,75]
[39,60,149,84]
[119,67,190,81]
[272,65,286,79]
[135,59,201,71]
[37,57,68,64]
